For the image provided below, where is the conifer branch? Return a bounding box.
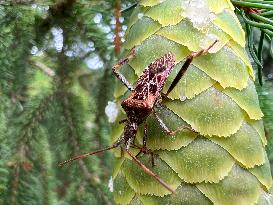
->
[232,0,273,85]
[60,92,112,205]
[31,61,55,77]
[9,144,26,205]
[61,93,99,182]
[18,93,56,144]
[10,164,20,205]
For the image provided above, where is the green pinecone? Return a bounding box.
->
[112,0,273,204]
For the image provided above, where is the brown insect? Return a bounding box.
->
[59,41,217,193]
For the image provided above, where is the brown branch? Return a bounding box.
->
[10,144,26,205]
[114,0,122,55]
[31,61,56,77]
[10,164,20,205]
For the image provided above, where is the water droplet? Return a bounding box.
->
[181,0,215,30]
[180,95,187,101]
[31,46,38,55]
[94,13,102,24]
[138,13,144,19]
[105,101,119,123]
[108,176,114,192]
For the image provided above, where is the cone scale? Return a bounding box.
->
[112,0,273,204]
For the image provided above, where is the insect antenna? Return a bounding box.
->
[125,149,176,194]
[59,144,119,167]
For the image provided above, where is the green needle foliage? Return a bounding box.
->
[0,0,135,204]
[232,0,273,85]
[257,80,273,162]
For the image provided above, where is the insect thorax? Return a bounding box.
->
[121,52,175,124]
[133,52,176,101]
[121,100,152,124]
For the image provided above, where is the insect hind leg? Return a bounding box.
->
[134,122,156,167]
[59,137,123,166]
[125,149,175,193]
[165,40,218,96]
[153,108,196,136]
[135,121,149,156]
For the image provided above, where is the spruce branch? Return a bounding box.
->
[61,92,99,183]
[18,93,56,144]
[9,144,27,205]
[232,0,273,85]
[10,164,20,205]
[232,0,273,10]
[60,92,112,205]
[256,80,273,149]
[31,61,55,77]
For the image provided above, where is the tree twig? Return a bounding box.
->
[31,61,56,77]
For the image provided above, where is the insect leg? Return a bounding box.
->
[112,47,136,91]
[165,40,218,96]
[166,126,195,136]
[125,149,176,193]
[143,121,148,148]
[135,121,148,158]
[151,152,155,167]
[59,138,123,166]
[119,119,127,124]
[153,109,194,136]
[125,136,134,151]
[152,109,171,134]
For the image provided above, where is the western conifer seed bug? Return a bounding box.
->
[59,41,217,193]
